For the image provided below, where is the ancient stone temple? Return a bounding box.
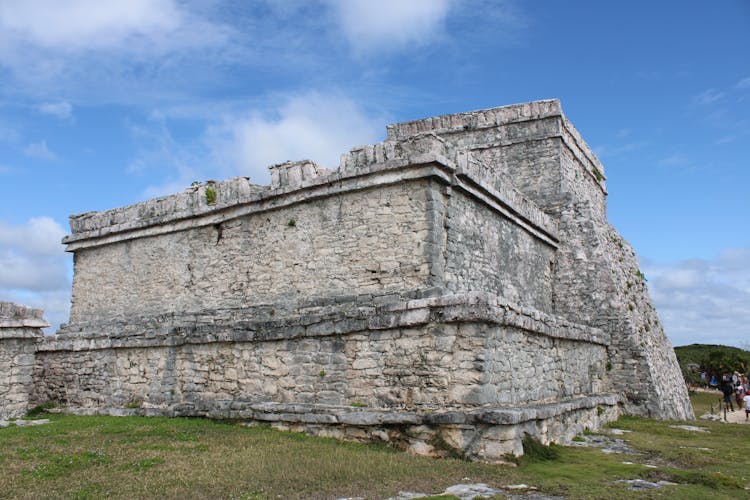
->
[5,100,693,461]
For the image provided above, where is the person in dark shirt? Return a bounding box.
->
[720,375,735,412]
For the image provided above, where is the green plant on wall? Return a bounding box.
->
[205,186,217,205]
[592,167,604,182]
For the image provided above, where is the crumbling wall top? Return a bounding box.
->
[385,99,563,140]
[0,301,48,330]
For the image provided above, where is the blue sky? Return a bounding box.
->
[0,0,748,347]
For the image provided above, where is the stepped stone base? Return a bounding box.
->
[66,394,622,462]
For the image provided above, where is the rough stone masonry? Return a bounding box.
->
[3,100,693,461]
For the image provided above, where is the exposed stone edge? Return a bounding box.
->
[62,393,622,426]
[385,100,563,140]
[64,158,453,248]
[65,156,558,253]
[0,302,47,324]
[0,320,49,330]
[454,153,558,245]
[560,118,607,195]
[39,292,608,352]
[0,328,45,339]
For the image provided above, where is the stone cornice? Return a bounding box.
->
[40,292,608,352]
[64,154,558,252]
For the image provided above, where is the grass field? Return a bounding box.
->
[1,393,748,499]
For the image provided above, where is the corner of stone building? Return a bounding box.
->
[551,208,693,420]
[0,302,48,420]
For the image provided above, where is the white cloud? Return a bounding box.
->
[204,92,386,183]
[0,0,231,102]
[37,100,73,120]
[327,0,453,54]
[23,140,56,160]
[0,216,68,299]
[644,247,750,348]
[0,217,71,334]
[0,216,67,256]
[0,289,71,335]
[0,0,180,51]
[136,92,386,198]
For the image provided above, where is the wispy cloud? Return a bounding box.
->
[37,100,73,120]
[594,141,645,159]
[644,247,750,348]
[735,76,750,90]
[23,140,56,160]
[658,153,689,167]
[125,113,202,199]
[0,125,18,143]
[692,88,725,106]
[0,0,180,51]
[204,91,386,181]
[327,0,453,55]
[130,91,387,198]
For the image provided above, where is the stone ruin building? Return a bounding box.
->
[1,100,693,461]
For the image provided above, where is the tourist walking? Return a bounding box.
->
[720,375,735,412]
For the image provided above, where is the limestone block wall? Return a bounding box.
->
[34,294,611,412]
[0,302,47,419]
[444,189,556,312]
[68,180,436,325]
[381,100,690,420]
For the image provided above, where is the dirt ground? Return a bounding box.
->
[693,387,749,424]
[721,406,749,424]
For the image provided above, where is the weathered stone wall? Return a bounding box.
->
[35,294,609,409]
[22,99,692,461]
[0,302,47,419]
[384,100,690,419]
[69,180,436,325]
[34,293,620,460]
[444,189,556,312]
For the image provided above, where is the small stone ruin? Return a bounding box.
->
[1,100,693,461]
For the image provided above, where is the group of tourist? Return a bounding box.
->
[706,372,750,419]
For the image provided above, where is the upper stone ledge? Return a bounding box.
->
[63,100,588,246]
[63,155,454,246]
[66,177,267,241]
[0,301,49,329]
[385,99,563,141]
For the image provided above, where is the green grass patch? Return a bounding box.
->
[0,394,748,498]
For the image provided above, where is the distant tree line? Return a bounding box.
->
[674,344,750,386]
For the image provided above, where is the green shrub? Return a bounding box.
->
[205,186,217,205]
[521,433,559,461]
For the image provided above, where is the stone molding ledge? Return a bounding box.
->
[0,302,49,332]
[65,154,557,254]
[40,292,608,352]
[63,393,623,426]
